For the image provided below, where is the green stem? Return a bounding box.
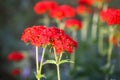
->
[105,27,114,80]
[35,46,40,80]
[107,32,113,65]
[91,12,99,41]
[53,48,61,80]
[81,17,89,41]
[70,31,76,69]
[43,14,49,26]
[57,64,61,80]
[53,48,57,61]
[98,27,105,55]
[105,74,109,80]
[39,46,47,76]
[56,19,64,29]
[59,52,63,62]
[70,50,75,69]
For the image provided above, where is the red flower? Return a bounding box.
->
[34,2,47,15]
[11,68,20,76]
[100,8,120,26]
[49,27,77,54]
[8,52,24,62]
[78,0,94,6]
[21,26,49,46]
[65,19,82,30]
[60,5,76,18]
[34,1,58,15]
[49,7,65,20]
[21,26,77,55]
[76,5,92,15]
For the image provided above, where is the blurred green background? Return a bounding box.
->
[1,0,120,80]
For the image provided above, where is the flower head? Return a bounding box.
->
[21,26,77,55]
[48,27,77,54]
[34,1,58,15]
[11,68,21,76]
[76,5,92,15]
[78,0,94,6]
[21,26,49,46]
[49,7,65,20]
[100,8,120,26]
[8,52,24,62]
[65,19,82,30]
[60,5,76,18]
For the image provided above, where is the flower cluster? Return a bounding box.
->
[11,68,21,76]
[65,19,82,30]
[76,5,92,15]
[100,8,120,26]
[21,26,77,54]
[8,52,24,62]
[49,4,75,20]
[34,1,58,15]
[78,0,94,6]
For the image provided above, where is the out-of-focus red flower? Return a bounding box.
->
[93,0,104,4]
[78,0,94,6]
[109,35,118,46]
[21,26,77,55]
[34,2,47,15]
[76,5,92,15]
[45,1,58,11]
[65,19,82,30]
[8,52,24,62]
[11,68,20,76]
[34,1,58,15]
[60,5,76,18]
[100,8,120,26]
[49,7,65,20]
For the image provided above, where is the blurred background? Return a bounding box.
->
[1,0,120,80]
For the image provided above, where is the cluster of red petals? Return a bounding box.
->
[49,8,65,20]
[78,0,94,6]
[34,1,58,15]
[21,26,49,46]
[65,19,82,30]
[21,26,77,54]
[11,68,20,76]
[100,8,120,26]
[76,5,92,15]
[60,5,76,18]
[8,52,24,62]
[49,5,75,20]
[50,28,77,54]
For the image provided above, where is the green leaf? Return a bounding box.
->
[36,74,46,79]
[43,60,56,65]
[41,74,47,79]
[59,59,74,65]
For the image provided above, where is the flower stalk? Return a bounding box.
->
[91,12,99,41]
[35,46,40,80]
[57,64,60,80]
[81,17,89,41]
[54,48,62,80]
[35,46,47,80]
[39,46,46,75]
[107,27,113,66]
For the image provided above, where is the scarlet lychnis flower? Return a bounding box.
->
[8,52,24,62]
[21,26,77,55]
